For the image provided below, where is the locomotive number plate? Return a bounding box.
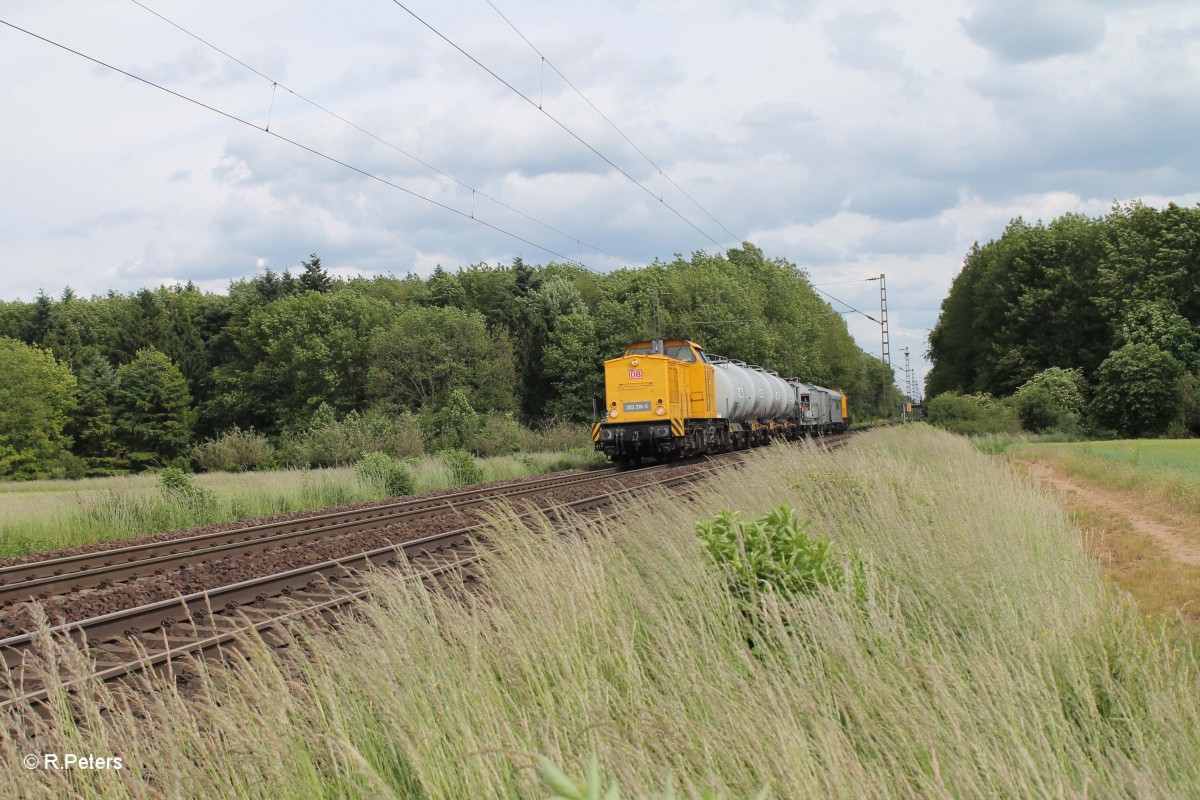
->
[628,369,643,379]
[623,401,651,412]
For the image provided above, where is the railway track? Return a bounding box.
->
[0,431,863,715]
[0,459,726,713]
[0,467,626,608]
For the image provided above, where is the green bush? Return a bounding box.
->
[927,392,1021,436]
[422,389,481,452]
[156,465,218,518]
[1090,343,1184,437]
[521,417,593,452]
[1176,373,1200,437]
[439,448,483,485]
[355,451,415,497]
[1014,385,1078,434]
[474,412,525,457]
[192,426,275,472]
[1014,367,1086,414]
[157,466,195,494]
[1013,367,1086,435]
[697,506,863,605]
[49,450,91,480]
[277,408,424,468]
[355,409,424,458]
[474,413,593,456]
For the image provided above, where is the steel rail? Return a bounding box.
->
[0,466,633,606]
[0,429,873,713]
[1,552,477,717]
[0,465,716,707]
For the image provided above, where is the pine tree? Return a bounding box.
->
[114,347,195,466]
[69,355,127,474]
[300,253,333,293]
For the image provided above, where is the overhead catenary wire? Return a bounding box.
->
[482,0,741,246]
[811,286,880,324]
[126,0,641,270]
[864,353,906,374]
[0,17,593,271]
[385,0,728,252]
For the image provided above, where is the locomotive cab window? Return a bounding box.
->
[623,342,698,362]
[664,345,696,362]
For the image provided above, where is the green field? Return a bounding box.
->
[1063,439,1200,476]
[5,427,1200,798]
[1014,439,1200,515]
[0,449,603,559]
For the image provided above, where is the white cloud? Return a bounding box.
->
[2,0,1199,390]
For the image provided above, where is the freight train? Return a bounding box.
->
[592,338,848,465]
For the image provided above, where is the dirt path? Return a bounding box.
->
[1016,459,1200,567]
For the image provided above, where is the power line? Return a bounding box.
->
[129,0,271,82]
[126,0,641,270]
[812,286,880,324]
[385,0,728,251]
[811,278,876,286]
[482,0,741,247]
[0,17,594,271]
[864,352,905,375]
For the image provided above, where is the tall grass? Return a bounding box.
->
[4,427,1199,798]
[0,448,604,558]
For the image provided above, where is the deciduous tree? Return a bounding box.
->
[212,291,390,432]
[369,305,516,413]
[0,338,77,478]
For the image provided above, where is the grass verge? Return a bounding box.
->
[1008,439,1200,634]
[1013,439,1200,516]
[4,427,1200,797]
[0,448,604,558]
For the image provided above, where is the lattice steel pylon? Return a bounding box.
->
[902,347,913,401]
[879,273,890,372]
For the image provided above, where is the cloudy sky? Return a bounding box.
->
[3,0,1200,392]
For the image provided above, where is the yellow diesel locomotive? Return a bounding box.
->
[592,338,848,465]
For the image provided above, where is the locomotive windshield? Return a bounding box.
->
[665,345,696,362]
[624,342,698,362]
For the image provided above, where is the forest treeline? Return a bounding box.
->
[0,244,899,479]
[926,202,1200,438]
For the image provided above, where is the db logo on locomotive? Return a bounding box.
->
[628,369,643,379]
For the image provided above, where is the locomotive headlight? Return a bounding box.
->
[655,405,666,415]
[608,408,619,419]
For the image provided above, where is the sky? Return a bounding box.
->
[3,0,1200,395]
